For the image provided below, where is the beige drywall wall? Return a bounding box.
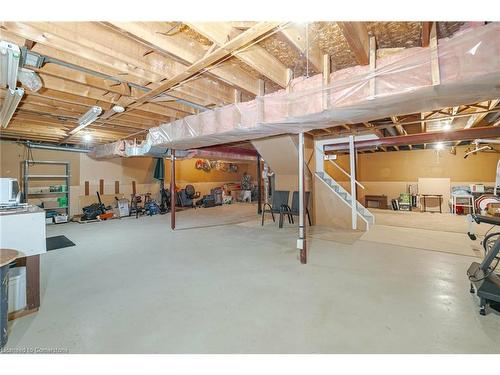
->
[0,141,257,215]
[321,145,498,213]
[326,145,498,183]
[0,141,80,185]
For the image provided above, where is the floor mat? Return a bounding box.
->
[46,235,76,251]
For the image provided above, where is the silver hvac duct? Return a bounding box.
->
[25,141,91,153]
[474,138,500,145]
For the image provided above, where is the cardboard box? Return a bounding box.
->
[43,200,59,209]
[487,203,500,217]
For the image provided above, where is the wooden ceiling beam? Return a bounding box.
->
[186,22,288,87]
[281,23,322,73]
[33,74,179,119]
[130,22,284,108]
[391,116,411,149]
[35,63,196,115]
[103,22,262,96]
[1,22,233,106]
[26,88,167,125]
[337,22,370,65]
[464,99,500,129]
[421,22,432,48]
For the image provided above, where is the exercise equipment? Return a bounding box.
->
[466,214,500,316]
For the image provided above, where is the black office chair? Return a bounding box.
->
[261,190,290,226]
[279,191,312,228]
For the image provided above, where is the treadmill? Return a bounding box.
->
[467,214,500,316]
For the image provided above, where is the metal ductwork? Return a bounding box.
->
[25,141,91,153]
[20,49,209,113]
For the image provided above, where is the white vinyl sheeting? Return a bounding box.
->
[91,23,500,158]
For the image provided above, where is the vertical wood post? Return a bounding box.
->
[84,181,89,196]
[234,88,242,125]
[170,150,176,230]
[298,132,307,264]
[430,22,440,85]
[322,54,331,110]
[369,35,376,98]
[257,79,265,123]
[99,179,104,195]
[132,181,137,195]
[115,181,120,194]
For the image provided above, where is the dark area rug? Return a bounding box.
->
[46,235,76,251]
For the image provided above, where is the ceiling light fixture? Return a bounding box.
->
[435,142,444,150]
[112,105,125,113]
[69,106,102,135]
[83,133,93,142]
[18,68,43,92]
[0,88,24,128]
[0,41,21,89]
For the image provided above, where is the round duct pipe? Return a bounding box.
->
[25,141,91,153]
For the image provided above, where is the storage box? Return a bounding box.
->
[487,203,500,217]
[57,196,68,207]
[54,214,68,223]
[8,267,27,313]
[470,184,485,193]
[43,200,59,209]
[115,198,129,217]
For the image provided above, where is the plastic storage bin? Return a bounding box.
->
[8,267,27,313]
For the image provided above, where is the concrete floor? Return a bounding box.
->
[4,203,500,353]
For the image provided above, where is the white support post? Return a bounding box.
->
[298,132,307,264]
[349,135,357,230]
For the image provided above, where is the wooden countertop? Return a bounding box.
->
[0,249,19,267]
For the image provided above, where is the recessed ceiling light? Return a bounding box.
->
[112,105,125,113]
[83,133,93,142]
[435,142,444,150]
[442,123,452,131]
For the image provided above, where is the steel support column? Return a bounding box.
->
[298,132,307,264]
[349,135,357,230]
[257,155,262,214]
[170,150,176,230]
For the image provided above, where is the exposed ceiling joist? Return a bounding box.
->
[421,22,432,47]
[281,23,322,73]
[130,22,285,108]
[464,99,500,129]
[337,22,370,65]
[103,22,262,95]
[325,126,500,153]
[187,22,289,87]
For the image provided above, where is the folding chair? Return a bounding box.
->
[261,190,290,226]
[279,191,312,228]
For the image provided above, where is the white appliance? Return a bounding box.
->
[0,177,20,206]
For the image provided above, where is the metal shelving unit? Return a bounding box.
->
[23,160,71,218]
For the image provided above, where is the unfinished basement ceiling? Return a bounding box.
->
[0,21,495,149]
